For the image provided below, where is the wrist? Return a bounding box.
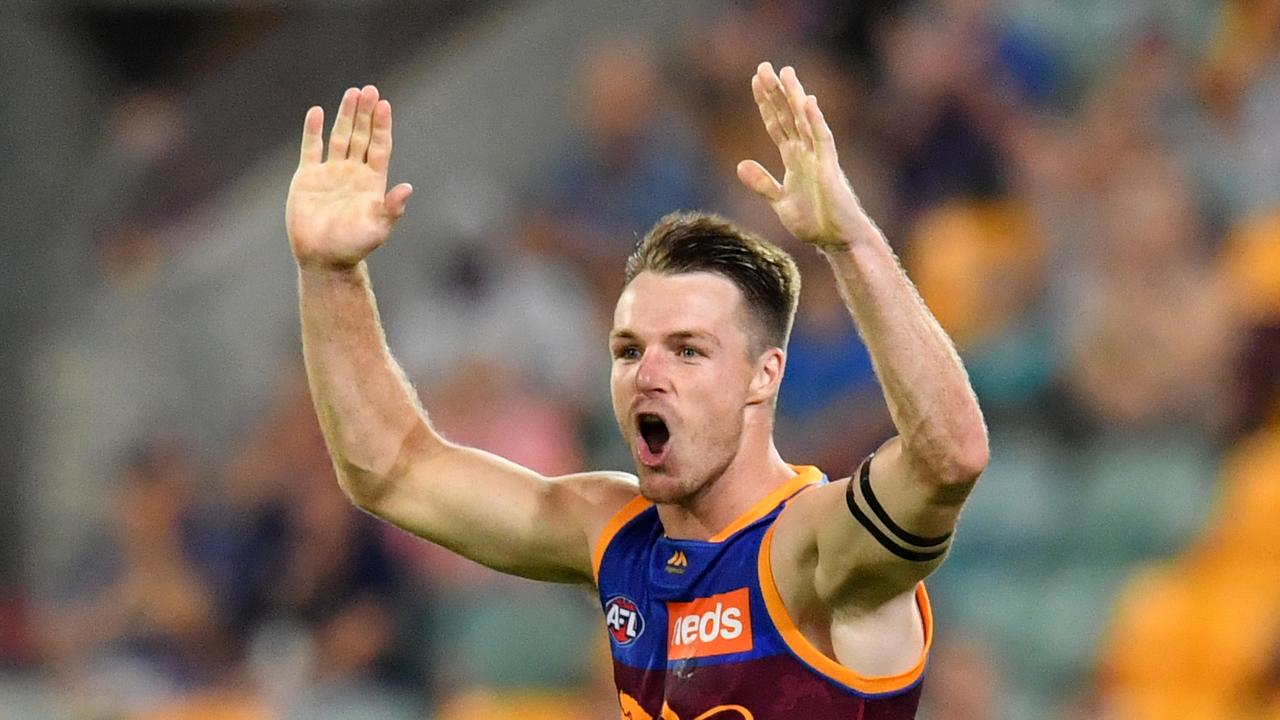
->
[815,213,886,257]
[296,259,368,283]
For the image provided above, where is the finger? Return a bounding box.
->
[299,106,324,166]
[383,182,414,220]
[780,66,813,149]
[759,62,798,140]
[348,85,380,162]
[367,99,394,174]
[736,159,783,202]
[804,94,838,162]
[751,75,787,146]
[327,87,359,162]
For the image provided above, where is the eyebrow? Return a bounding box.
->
[671,331,720,346]
[609,329,721,346]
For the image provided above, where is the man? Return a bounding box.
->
[285,62,987,718]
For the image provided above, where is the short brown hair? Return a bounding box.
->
[624,211,801,352]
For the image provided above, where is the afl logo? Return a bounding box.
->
[604,595,645,645]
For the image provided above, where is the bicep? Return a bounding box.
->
[359,438,638,585]
[782,437,978,608]
[855,436,973,547]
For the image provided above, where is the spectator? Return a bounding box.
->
[538,36,713,304]
[38,442,231,716]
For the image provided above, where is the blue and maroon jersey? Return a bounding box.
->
[593,465,932,720]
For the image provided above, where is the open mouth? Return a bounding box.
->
[636,413,671,466]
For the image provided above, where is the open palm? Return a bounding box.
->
[737,64,868,252]
[286,85,413,269]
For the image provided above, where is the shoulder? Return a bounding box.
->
[550,470,645,543]
[769,476,850,558]
[551,470,641,516]
[764,479,934,681]
[549,471,651,586]
[771,469,944,612]
[769,475,917,607]
[765,478,849,606]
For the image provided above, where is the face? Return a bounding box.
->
[610,271,777,504]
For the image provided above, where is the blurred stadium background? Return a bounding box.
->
[1,0,1278,718]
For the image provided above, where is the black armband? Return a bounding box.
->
[844,453,951,562]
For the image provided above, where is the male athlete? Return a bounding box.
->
[285,62,987,718]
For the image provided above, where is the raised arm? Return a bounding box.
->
[738,64,988,609]
[286,85,636,585]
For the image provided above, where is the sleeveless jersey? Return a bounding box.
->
[593,465,932,720]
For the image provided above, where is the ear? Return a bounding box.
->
[746,347,785,405]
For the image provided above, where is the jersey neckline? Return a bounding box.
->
[592,464,826,583]
[694,464,826,543]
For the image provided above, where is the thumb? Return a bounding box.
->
[384,182,414,220]
[736,160,783,202]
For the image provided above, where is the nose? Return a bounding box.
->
[635,348,669,395]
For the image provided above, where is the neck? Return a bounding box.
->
[656,422,795,541]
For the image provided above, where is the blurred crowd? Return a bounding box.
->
[5,0,1280,718]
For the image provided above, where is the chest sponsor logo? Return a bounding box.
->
[605,595,645,646]
[666,587,753,659]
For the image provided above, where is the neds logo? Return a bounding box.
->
[666,587,753,659]
[605,595,645,645]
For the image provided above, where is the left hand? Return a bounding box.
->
[737,63,870,252]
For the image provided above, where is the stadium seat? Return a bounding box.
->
[1218,209,1280,322]
[430,587,598,690]
[1070,433,1216,561]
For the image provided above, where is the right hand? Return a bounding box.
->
[286,85,414,270]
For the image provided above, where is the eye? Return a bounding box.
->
[614,345,641,361]
[678,346,700,359]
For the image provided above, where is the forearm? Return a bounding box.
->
[298,262,440,502]
[297,262,620,583]
[822,217,987,486]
